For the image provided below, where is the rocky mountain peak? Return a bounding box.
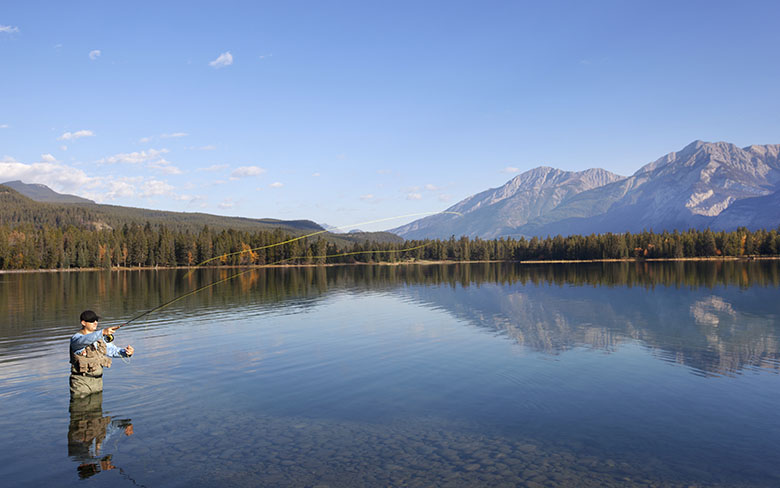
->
[391,140,780,239]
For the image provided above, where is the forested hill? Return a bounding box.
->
[0,184,402,245]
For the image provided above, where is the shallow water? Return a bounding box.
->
[1,262,779,487]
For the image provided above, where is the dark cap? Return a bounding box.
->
[80,310,100,323]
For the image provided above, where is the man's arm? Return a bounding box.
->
[70,330,103,354]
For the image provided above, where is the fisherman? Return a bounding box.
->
[70,310,134,398]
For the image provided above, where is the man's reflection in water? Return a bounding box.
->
[68,392,133,479]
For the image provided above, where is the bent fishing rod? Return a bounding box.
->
[103,243,432,342]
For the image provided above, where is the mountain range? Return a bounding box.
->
[391,141,780,239]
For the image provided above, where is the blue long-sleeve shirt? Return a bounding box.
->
[70,329,129,359]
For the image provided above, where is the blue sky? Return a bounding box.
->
[2,1,779,231]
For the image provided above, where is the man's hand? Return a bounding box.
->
[125,345,134,356]
[103,326,120,336]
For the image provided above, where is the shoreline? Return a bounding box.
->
[1,256,777,274]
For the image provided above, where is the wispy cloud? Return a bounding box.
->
[40,154,57,163]
[89,49,101,60]
[149,160,183,175]
[0,25,20,34]
[269,182,283,188]
[0,124,9,129]
[99,148,169,165]
[210,51,233,68]
[58,130,95,141]
[501,166,520,173]
[360,194,374,201]
[140,132,189,143]
[99,148,182,174]
[406,193,422,200]
[230,165,265,179]
[424,184,440,191]
[312,172,321,177]
[198,164,228,172]
[175,194,207,208]
[218,198,235,209]
[195,145,216,151]
[438,194,452,202]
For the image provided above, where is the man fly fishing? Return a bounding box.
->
[69,310,134,398]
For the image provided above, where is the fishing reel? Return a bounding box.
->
[104,324,125,343]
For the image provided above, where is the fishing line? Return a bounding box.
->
[184,211,461,276]
[112,242,432,331]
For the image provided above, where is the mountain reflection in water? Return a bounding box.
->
[2,261,777,377]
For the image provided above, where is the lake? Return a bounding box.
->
[1,261,779,487]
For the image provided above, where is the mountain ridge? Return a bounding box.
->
[392,141,780,239]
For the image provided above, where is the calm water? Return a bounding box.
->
[1,262,779,487]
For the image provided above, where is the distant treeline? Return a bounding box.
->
[0,222,778,270]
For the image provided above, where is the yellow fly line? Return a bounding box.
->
[122,242,433,326]
[185,211,461,276]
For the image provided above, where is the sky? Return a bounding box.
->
[2,0,779,231]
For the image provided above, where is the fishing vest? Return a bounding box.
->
[71,340,112,375]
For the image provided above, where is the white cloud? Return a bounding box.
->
[40,154,57,163]
[0,25,20,34]
[197,145,216,151]
[58,129,95,141]
[139,179,174,197]
[230,165,265,179]
[99,148,170,165]
[424,184,440,191]
[161,132,189,139]
[61,145,68,151]
[102,178,142,200]
[0,124,9,129]
[501,166,520,173]
[360,194,374,201]
[376,169,392,175]
[259,54,273,60]
[209,51,233,68]
[139,136,152,143]
[1,156,95,194]
[0,156,181,202]
[406,193,422,200]
[269,182,283,188]
[89,49,101,60]
[198,164,228,172]
[312,172,321,177]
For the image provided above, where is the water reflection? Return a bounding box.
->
[402,281,780,376]
[67,392,133,479]
[1,261,779,378]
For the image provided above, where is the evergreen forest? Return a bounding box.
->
[1,221,778,271]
